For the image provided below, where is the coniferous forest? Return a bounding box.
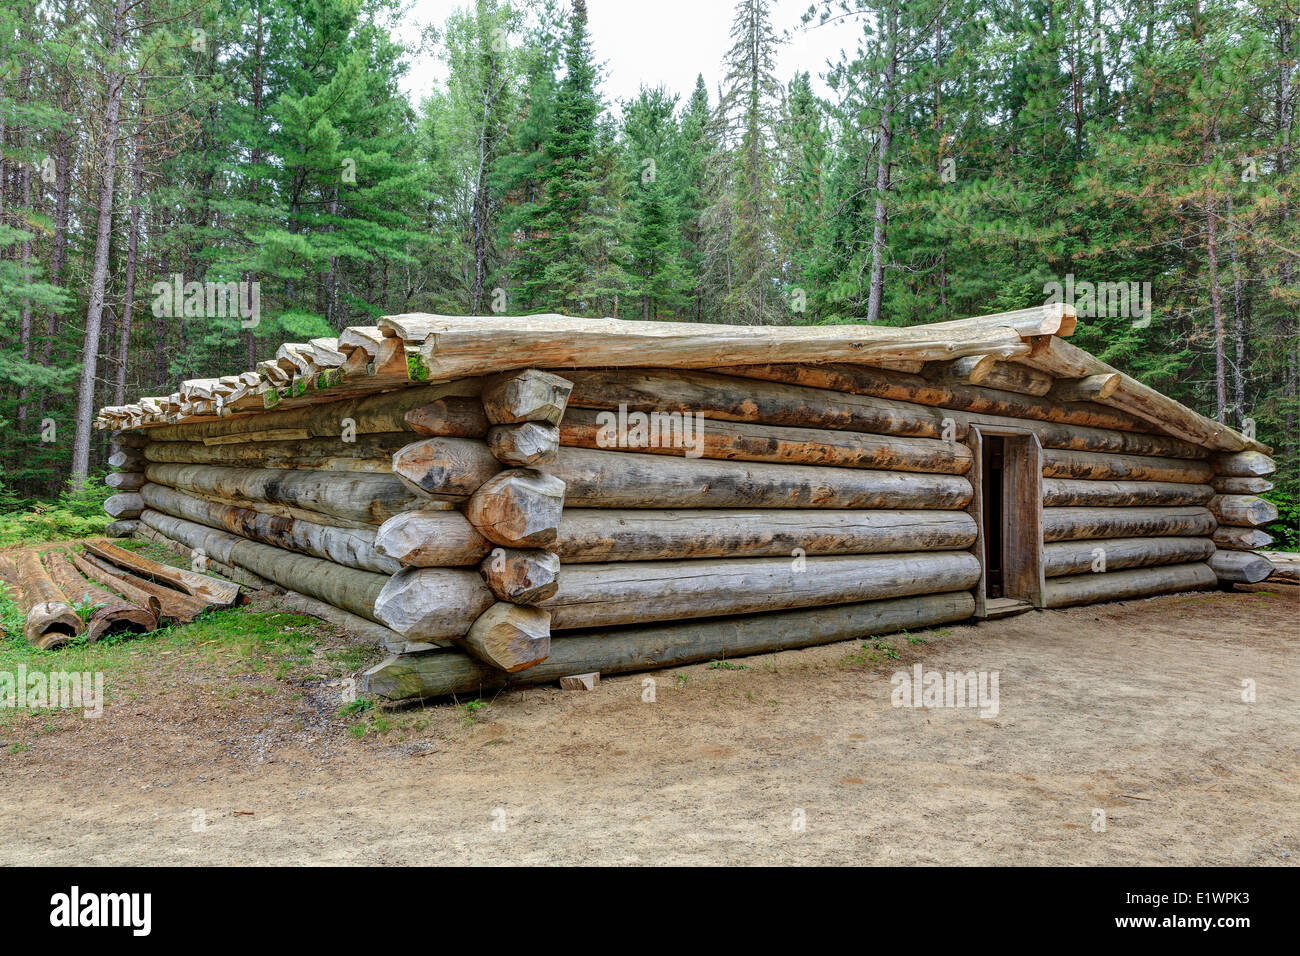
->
[0,0,1296,544]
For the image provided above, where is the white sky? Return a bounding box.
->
[394,0,867,108]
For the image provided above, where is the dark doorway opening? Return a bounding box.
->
[982,435,1005,598]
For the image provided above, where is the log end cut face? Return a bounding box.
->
[466,469,566,548]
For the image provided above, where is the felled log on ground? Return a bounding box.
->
[1256,551,1300,584]
[1212,526,1273,551]
[362,590,976,702]
[1041,562,1216,608]
[42,550,156,640]
[1209,494,1278,528]
[1042,478,1214,508]
[83,539,241,607]
[373,566,496,639]
[73,552,205,625]
[1209,550,1275,585]
[559,407,972,475]
[104,491,145,519]
[538,551,981,630]
[145,462,419,523]
[141,482,400,574]
[542,447,973,510]
[1040,449,1213,484]
[1042,537,1216,577]
[1041,506,1217,542]
[138,510,390,623]
[554,508,978,562]
[461,603,552,672]
[373,508,491,567]
[565,368,965,441]
[14,549,82,649]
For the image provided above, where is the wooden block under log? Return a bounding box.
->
[486,422,560,466]
[1210,476,1273,494]
[542,447,973,510]
[481,369,574,425]
[391,436,500,498]
[1209,494,1277,528]
[1041,506,1216,542]
[104,491,144,519]
[373,509,491,567]
[461,603,551,673]
[538,551,982,630]
[373,566,496,640]
[1210,450,1276,477]
[14,549,82,649]
[106,471,147,490]
[1042,537,1216,577]
[465,469,566,548]
[1042,479,1213,508]
[361,590,976,702]
[560,672,599,691]
[1209,550,1275,584]
[554,508,977,562]
[559,407,972,475]
[1212,526,1272,550]
[403,397,490,437]
[1041,561,1216,608]
[479,548,561,602]
[1040,449,1213,484]
[566,368,965,441]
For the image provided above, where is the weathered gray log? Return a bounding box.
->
[1041,561,1216,607]
[461,603,551,672]
[105,519,140,538]
[486,422,560,466]
[565,369,966,440]
[14,549,83,648]
[1041,449,1214,484]
[402,397,490,437]
[1042,537,1216,577]
[559,407,972,474]
[105,471,147,490]
[373,566,496,639]
[110,431,149,448]
[272,589,419,653]
[465,469,566,547]
[479,548,561,602]
[1042,479,1214,508]
[1209,494,1278,528]
[1046,373,1121,404]
[42,550,156,641]
[391,436,500,497]
[373,509,492,567]
[538,551,981,630]
[145,432,413,472]
[1212,526,1273,550]
[108,449,145,469]
[141,482,400,574]
[1209,550,1275,584]
[1257,551,1300,584]
[712,363,1153,433]
[362,590,976,702]
[1041,506,1216,542]
[554,508,978,562]
[706,365,1206,459]
[145,462,419,524]
[927,357,1053,396]
[1211,450,1276,477]
[104,491,145,519]
[138,510,390,622]
[481,369,574,425]
[136,523,279,593]
[1210,476,1274,494]
[543,447,973,510]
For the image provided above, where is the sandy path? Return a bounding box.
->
[2,586,1296,865]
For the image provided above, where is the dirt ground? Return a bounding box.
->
[1,584,1296,866]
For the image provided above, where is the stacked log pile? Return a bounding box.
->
[1205,451,1279,584]
[93,307,1278,703]
[104,431,148,536]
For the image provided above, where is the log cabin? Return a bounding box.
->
[95,306,1278,702]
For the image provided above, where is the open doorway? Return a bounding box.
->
[968,427,1044,617]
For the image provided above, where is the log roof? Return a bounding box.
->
[95,304,1269,455]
